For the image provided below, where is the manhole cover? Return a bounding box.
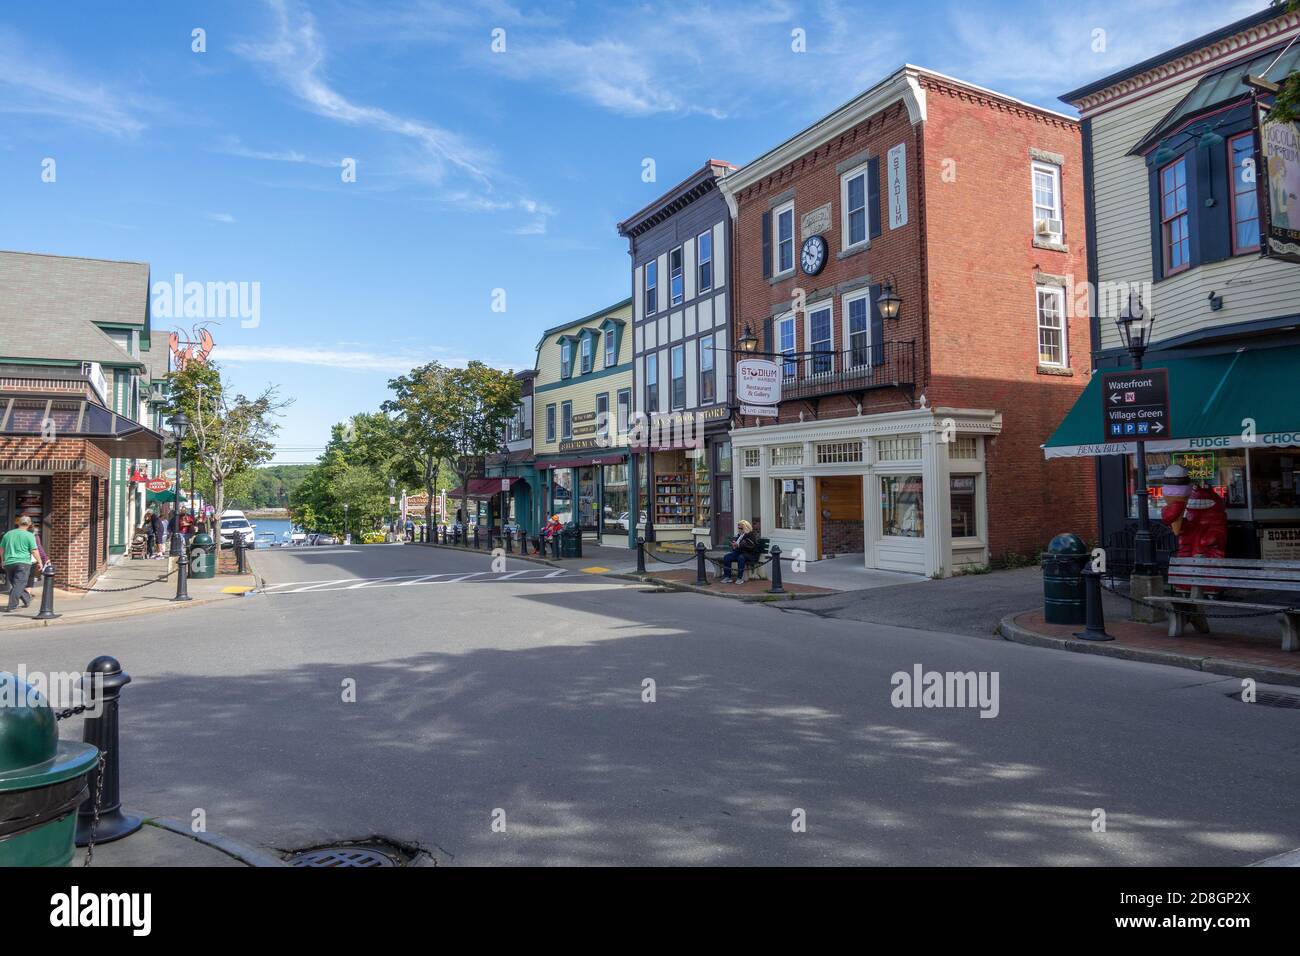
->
[1225,690,1300,709]
[287,846,398,867]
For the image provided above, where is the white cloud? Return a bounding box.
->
[215,135,339,168]
[207,212,237,224]
[0,28,147,136]
[236,0,494,187]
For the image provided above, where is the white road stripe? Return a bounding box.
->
[266,568,576,594]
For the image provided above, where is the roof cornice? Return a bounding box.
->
[1064,10,1299,117]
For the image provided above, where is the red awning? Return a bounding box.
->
[447,478,518,499]
[538,454,625,470]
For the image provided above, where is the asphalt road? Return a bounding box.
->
[8,543,1299,866]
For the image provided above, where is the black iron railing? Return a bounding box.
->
[777,341,915,401]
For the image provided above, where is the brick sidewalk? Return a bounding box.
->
[650,568,833,598]
[1001,608,1300,686]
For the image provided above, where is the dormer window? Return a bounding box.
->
[580,333,592,374]
[560,339,572,378]
[604,327,616,366]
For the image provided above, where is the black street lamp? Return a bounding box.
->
[738,324,759,353]
[876,280,902,320]
[1115,293,1157,576]
[388,477,396,537]
[168,411,191,601]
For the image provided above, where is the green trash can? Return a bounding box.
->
[0,673,100,867]
[188,531,216,579]
[1041,532,1088,625]
[560,522,582,559]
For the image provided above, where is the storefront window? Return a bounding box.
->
[880,475,924,537]
[603,464,629,530]
[577,467,598,530]
[774,478,805,530]
[1250,449,1300,517]
[694,452,711,527]
[950,475,977,538]
[717,440,732,475]
[551,468,573,522]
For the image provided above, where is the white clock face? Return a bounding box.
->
[801,235,826,275]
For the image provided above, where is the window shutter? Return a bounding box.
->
[762,317,773,355]
[761,211,772,279]
[868,157,882,239]
[869,283,884,366]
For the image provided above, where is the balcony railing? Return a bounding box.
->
[777,341,915,401]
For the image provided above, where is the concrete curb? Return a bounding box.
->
[145,817,287,867]
[0,591,244,631]
[996,612,1300,688]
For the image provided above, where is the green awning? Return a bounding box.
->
[146,488,187,503]
[1044,344,1300,459]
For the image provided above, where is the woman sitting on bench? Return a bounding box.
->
[721,520,761,585]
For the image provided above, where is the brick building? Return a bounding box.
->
[0,251,167,587]
[718,66,1095,576]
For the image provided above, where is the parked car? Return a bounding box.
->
[313,533,338,546]
[218,516,256,549]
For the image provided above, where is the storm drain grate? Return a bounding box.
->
[287,846,399,867]
[1225,690,1300,709]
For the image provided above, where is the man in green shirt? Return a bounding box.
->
[2,516,39,612]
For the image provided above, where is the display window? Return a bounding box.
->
[774,478,805,530]
[949,475,978,539]
[880,475,924,537]
[602,463,629,530]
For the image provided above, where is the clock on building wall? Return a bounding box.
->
[800,235,827,276]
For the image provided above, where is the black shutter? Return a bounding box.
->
[761,211,772,279]
[869,283,884,366]
[762,316,773,355]
[868,156,882,239]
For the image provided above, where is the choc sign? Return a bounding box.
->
[735,358,781,405]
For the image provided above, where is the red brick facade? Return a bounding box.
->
[0,437,110,587]
[727,71,1096,562]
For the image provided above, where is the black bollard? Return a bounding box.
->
[695,541,708,586]
[551,534,560,560]
[474,526,481,550]
[636,537,646,574]
[234,531,247,574]
[1074,567,1114,641]
[35,562,59,620]
[75,656,143,846]
[768,546,785,594]
[519,532,528,556]
[505,528,514,554]
[173,532,191,601]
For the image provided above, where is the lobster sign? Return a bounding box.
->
[168,324,214,371]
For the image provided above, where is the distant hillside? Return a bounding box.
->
[223,464,314,511]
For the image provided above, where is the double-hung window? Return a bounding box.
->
[1160,157,1190,274]
[670,247,684,306]
[700,335,715,405]
[560,340,572,378]
[604,327,617,367]
[561,401,573,440]
[776,314,796,379]
[645,353,659,413]
[1036,286,1067,368]
[596,393,609,439]
[670,344,685,410]
[1032,162,1062,243]
[807,303,833,375]
[774,201,794,274]
[546,404,556,443]
[1229,133,1260,254]
[580,334,592,374]
[697,230,713,292]
[841,164,869,249]
[845,291,871,368]
[645,260,658,315]
[616,388,631,435]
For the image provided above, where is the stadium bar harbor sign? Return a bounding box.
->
[736,358,781,418]
[1101,368,1170,441]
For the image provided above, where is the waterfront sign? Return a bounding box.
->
[736,359,781,405]
[1101,369,1169,441]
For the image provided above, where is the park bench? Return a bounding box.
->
[702,537,771,582]
[1145,556,1300,651]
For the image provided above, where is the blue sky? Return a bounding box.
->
[0,0,1265,462]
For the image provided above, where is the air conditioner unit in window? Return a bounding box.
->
[1035,218,1063,237]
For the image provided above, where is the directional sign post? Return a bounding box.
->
[1101,368,1170,442]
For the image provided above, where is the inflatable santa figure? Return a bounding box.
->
[1160,463,1228,560]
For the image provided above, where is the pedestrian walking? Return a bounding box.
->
[1,516,40,612]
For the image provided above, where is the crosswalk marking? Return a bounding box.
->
[262,568,574,594]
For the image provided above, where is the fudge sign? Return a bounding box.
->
[736,359,782,405]
[1101,368,1170,441]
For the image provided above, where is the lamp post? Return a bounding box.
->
[388,477,396,537]
[343,502,349,545]
[168,411,191,601]
[1115,294,1157,576]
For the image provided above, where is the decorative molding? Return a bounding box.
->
[1030,147,1066,166]
[1070,13,1300,117]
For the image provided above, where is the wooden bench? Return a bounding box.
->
[1145,556,1300,652]
[702,537,771,582]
